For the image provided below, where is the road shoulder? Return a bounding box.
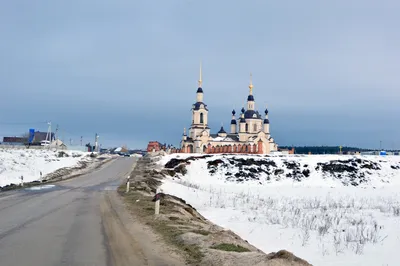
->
[101,190,186,266]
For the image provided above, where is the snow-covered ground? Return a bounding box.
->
[159,154,400,266]
[0,148,91,187]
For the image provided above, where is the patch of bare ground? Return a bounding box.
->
[119,153,313,266]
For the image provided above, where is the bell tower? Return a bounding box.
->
[189,62,210,139]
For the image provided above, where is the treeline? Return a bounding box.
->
[279,146,371,155]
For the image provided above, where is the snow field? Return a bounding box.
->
[0,148,90,187]
[160,154,400,266]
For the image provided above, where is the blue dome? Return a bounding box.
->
[241,107,245,113]
[231,119,237,125]
[218,126,226,134]
[240,117,246,123]
[197,87,203,93]
[192,102,208,111]
[247,95,254,101]
[264,119,269,124]
[264,108,269,115]
[232,109,236,115]
[244,110,262,119]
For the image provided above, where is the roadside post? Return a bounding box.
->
[126,175,130,193]
[155,188,160,215]
[20,175,24,187]
[40,171,43,183]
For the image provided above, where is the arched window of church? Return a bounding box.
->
[200,113,204,124]
[245,123,248,132]
[253,124,257,132]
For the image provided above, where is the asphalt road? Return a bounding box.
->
[0,157,136,266]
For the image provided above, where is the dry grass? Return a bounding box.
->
[118,184,204,264]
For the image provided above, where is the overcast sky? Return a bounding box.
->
[0,0,399,149]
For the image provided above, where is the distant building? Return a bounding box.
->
[147,141,163,152]
[33,131,55,144]
[2,136,27,144]
[180,65,278,154]
[2,131,55,145]
[278,147,295,155]
[49,139,67,149]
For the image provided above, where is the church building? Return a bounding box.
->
[180,64,278,154]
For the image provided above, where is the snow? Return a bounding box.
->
[0,148,90,187]
[25,184,56,191]
[212,136,235,142]
[159,154,400,266]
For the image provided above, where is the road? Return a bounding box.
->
[0,157,182,266]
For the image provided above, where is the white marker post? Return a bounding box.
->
[20,175,24,187]
[126,175,130,193]
[40,171,43,183]
[155,188,160,215]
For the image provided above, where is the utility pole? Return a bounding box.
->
[45,121,52,149]
[80,136,83,146]
[55,124,59,141]
[45,121,51,143]
[95,133,99,152]
[380,140,382,151]
[55,124,59,150]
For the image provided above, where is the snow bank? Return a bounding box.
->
[0,148,91,187]
[159,154,400,266]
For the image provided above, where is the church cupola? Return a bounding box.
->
[247,73,255,110]
[218,124,227,137]
[231,110,236,124]
[230,110,237,134]
[239,108,246,132]
[240,108,246,123]
[263,105,270,135]
[196,62,204,102]
[264,106,269,124]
